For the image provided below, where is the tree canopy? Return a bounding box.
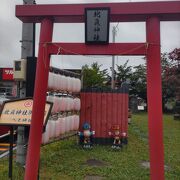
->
[82,62,108,88]
[81,48,180,104]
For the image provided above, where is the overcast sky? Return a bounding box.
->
[0,0,180,72]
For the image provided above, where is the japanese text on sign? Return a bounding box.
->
[85,8,110,44]
[0,99,51,126]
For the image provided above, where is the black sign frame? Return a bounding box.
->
[85,7,110,45]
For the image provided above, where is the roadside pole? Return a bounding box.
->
[111,26,117,89]
[16,0,35,166]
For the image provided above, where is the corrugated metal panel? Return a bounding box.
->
[80,88,128,143]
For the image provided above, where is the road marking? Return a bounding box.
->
[0,143,16,146]
[0,147,17,159]
[0,148,9,151]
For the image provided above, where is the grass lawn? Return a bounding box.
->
[0,113,179,180]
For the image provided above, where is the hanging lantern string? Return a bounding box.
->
[53,43,146,57]
[41,42,160,60]
[57,47,61,55]
[52,42,150,58]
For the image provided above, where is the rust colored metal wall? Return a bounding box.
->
[80,88,128,144]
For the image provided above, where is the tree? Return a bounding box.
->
[162,48,180,101]
[130,64,147,100]
[168,49,180,98]
[167,48,180,117]
[116,60,132,85]
[82,62,108,88]
[116,60,147,100]
[161,52,174,101]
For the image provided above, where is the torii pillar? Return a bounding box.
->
[146,17,164,180]
[24,18,53,180]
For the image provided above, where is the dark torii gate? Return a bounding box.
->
[15,1,180,180]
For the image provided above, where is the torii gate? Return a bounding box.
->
[15,1,180,180]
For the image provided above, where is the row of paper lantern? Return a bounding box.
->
[47,96,80,114]
[42,115,80,144]
[48,72,81,92]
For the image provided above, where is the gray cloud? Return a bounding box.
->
[0,0,21,67]
[0,0,179,71]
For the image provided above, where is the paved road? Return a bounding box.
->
[0,132,17,156]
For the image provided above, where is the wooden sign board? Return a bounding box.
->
[0,98,52,126]
[85,7,110,44]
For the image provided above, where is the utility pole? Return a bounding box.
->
[111,26,117,89]
[16,0,36,166]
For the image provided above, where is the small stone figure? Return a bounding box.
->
[78,122,95,148]
[109,125,122,149]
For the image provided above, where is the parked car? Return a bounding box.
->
[0,97,10,136]
[0,92,14,99]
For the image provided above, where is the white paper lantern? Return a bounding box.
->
[55,120,61,137]
[64,117,68,132]
[58,97,62,112]
[76,79,81,92]
[59,117,65,134]
[74,98,81,111]
[67,77,72,92]
[71,77,76,92]
[72,115,76,130]
[73,78,78,92]
[69,77,73,92]
[73,115,77,130]
[63,97,67,111]
[61,97,67,112]
[50,73,55,90]
[48,72,53,90]
[56,74,61,91]
[66,97,70,111]
[42,123,50,144]
[61,75,67,91]
[69,98,74,110]
[74,115,80,130]
[53,96,59,113]
[65,116,71,133]
[58,75,63,90]
[49,120,56,138]
[56,97,60,112]
[54,74,59,90]
[70,77,74,92]
[69,116,73,131]
[69,97,73,111]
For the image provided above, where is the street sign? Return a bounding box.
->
[85,8,110,44]
[0,68,14,81]
[0,98,52,126]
